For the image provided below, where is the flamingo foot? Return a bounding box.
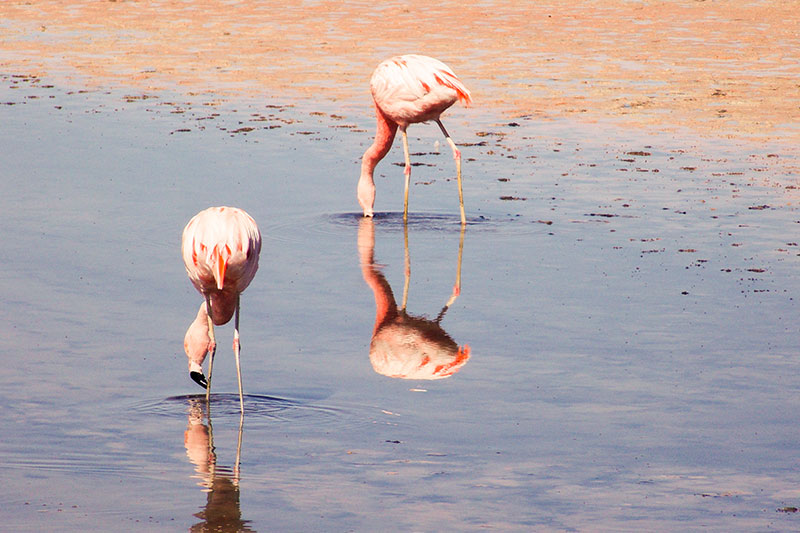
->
[190,371,208,389]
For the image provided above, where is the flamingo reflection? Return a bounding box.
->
[184,400,253,532]
[357,218,470,379]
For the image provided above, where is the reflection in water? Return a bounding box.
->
[184,399,253,532]
[358,218,470,379]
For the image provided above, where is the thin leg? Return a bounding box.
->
[205,296,216,403]
[233,295,244,413]
[436,119,466,225]
[401,128,411,222]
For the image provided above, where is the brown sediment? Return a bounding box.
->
[1,1,798,144]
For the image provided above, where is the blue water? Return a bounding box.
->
[1,75,798,531]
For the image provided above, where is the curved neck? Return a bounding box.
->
[358,104,398,215]
[362,104,398,175]
[208,290,237,325]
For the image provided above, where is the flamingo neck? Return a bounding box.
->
[358,104,398,216]
[207,290,237,325]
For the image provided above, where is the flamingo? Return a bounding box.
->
[357,54,472,224]
[181,206,261,412]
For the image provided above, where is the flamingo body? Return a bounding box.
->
[358,54,471,222]
[370,54,471,128]
[182,206,261,324]
[181,206,261,409]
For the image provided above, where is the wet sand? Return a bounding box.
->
[1,0,798,143]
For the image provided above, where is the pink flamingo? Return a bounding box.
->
[181,206,261,412]
[357,54,472,224]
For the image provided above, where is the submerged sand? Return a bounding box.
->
[1,0,798,144]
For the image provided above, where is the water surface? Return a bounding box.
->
[1,74,798,531]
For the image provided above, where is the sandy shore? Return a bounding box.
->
[1,1,798,144]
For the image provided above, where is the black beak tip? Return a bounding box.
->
[190,371,208,389]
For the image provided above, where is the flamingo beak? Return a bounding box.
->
[189,360,208,389]
[190,371,208,389]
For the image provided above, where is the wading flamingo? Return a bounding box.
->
[357,54,471,224]
[182,206,261,412]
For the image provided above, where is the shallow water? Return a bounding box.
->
[1,76,798,531]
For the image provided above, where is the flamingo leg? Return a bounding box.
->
[233,295,244,413]
[205,296,216,403]
[436,120,466,225]
[401,127,411,222]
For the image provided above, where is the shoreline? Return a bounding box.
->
[1,1,798,147]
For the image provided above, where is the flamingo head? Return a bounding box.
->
[357,174,376,218]
[184,302,213,390]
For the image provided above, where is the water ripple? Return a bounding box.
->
[134,393,346,428]
[262,211,551,245]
